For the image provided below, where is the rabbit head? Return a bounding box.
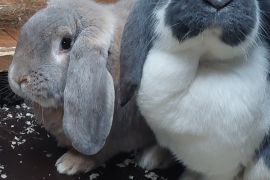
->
[8,0,121,155]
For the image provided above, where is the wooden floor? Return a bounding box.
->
[0,27,19,72]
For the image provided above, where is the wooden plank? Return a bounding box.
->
[4,27,20,41]
[0,29,16,47]
[0,47,15,56]
[0,29,16,56]
[0,55,12,72]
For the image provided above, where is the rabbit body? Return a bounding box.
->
[119,0,270,179]
[8,0,172,175]
[138,39,270,179]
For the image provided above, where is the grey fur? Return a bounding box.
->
[119,0,159,106]
[63,39,115,155]
[8,0,173,174]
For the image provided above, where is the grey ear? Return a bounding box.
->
[63,34,115,155]
[119,0,158,106]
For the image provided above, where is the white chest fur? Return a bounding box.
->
[137,46,270,174]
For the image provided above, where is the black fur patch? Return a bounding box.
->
[165,0,256,46]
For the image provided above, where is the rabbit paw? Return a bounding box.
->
[56,150,96,175]
[137,145,174,170]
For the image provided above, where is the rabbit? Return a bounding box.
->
[7,0,174,175]
[119,0,270,179]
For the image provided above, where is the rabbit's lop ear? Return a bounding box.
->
[63,30,115,155]
[119,0,158,106]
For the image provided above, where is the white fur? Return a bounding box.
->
[138,148,163,170]
[55,154,92,175]
[56,162,78,175]
[52,48,67,64]
[56,162,91,175]
[137,145,173,170]
[137,2,270,180]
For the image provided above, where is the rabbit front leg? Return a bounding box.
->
[56,142,118,175]
[56,148,97,175]
[32,103,72,148]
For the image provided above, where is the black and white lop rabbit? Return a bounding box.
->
[120,0,270,179]
[8,0,173,175]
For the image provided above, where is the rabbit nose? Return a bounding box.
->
[19,75,30,85]
[204,0,233,9]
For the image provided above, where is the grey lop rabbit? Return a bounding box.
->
[120,0,270,179]
[8,0,173,175]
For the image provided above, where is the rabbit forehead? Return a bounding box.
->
[15,10,74,57]
[20,8,77,41]
[163,0,258,47]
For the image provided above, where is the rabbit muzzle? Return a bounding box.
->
[204,0,233,9]
[166,0,258,47]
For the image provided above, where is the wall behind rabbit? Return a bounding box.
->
[0,0,118,27]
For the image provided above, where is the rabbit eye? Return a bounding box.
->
[61,37,72,50]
